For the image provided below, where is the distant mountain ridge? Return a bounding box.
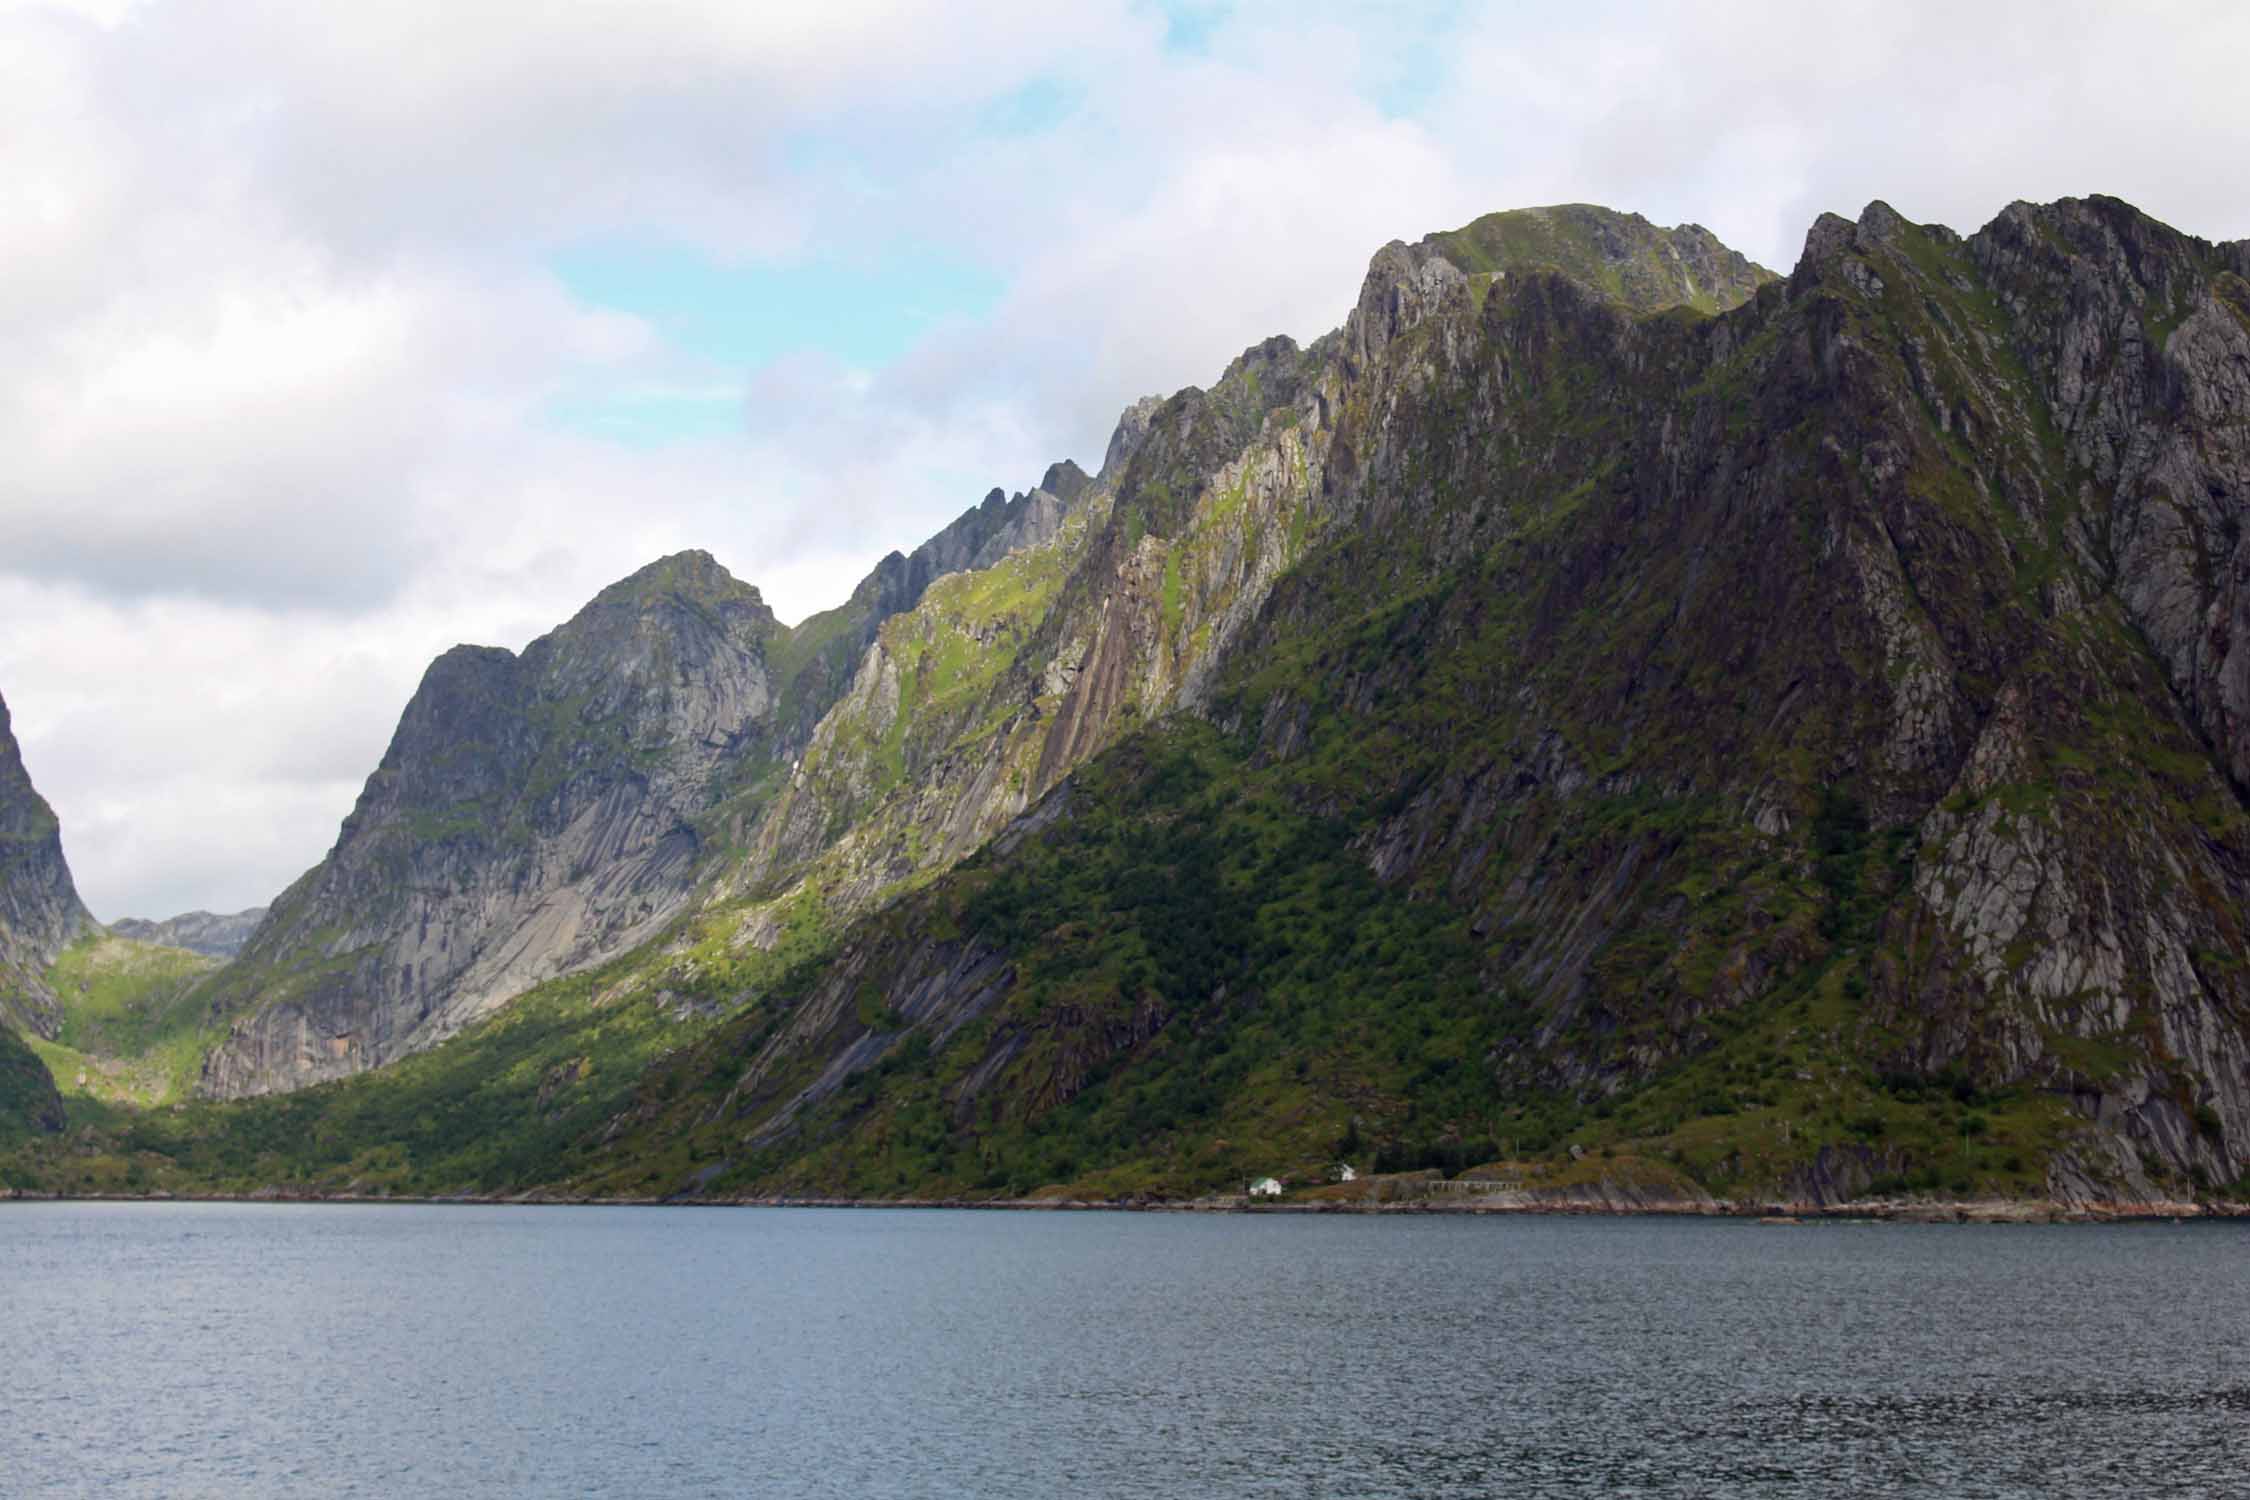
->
[110,908,266,959]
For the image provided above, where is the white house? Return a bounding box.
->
[1248,1177,1284,1198]
[1337,1164,1357,1183]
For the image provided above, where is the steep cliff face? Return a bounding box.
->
[200,552,792,1096]
[577,197,2250,1209]
[200,470,1102,1098]
[0,690,92,1042]
[1243,194,2250,1201]
[0,689,83,1135]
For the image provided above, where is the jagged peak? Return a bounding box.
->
[1401,202,1774,317]
[1227,332,1302,367]
[1792,201,1958,285]
[1973,192,2230,281]
[1040,459,1092,504]
[1100,395,1166,483]
[1853,199,1911,242]
[586,549,770,617]
[425,642,518,671]
[405,554,777,708]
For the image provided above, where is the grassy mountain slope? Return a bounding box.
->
[34,933,224,1106]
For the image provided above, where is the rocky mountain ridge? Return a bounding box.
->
[111,907,267,959]
[16,195,2248,1216]
[198,464,1098,1096]
[561,194,2250,1207]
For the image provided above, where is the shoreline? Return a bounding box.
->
[6,1184,2244,1223]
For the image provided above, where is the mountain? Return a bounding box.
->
[573,195,2250,1206]
[199,472,1096,1097]
[0,689,85,1133]
[20,196,2250,1214]
[110,908,267,959]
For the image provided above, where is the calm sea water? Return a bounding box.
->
[0,1203,2244,1497]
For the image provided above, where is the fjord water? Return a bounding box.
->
[3,1205,2244,1497]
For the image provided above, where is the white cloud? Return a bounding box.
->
[2,0,2245,918]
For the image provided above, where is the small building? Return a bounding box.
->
[1248,1176,1284,1198]
[1337,1164,1358,1183]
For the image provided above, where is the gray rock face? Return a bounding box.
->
[721,209,1768,952]
[110,907,267,959]
[200,468,1108,1098]
[0,689,92,1040]
[200,552,793,1096]
[1967,196,2250,790]
[1101,397,1165,482]
[1039,460,1093,505]
[770,473,1098,749]
[857,481,1088,623]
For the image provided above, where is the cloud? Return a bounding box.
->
[1419,0,2250,273]
[2,0,2244,919]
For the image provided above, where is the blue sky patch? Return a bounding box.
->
[1154,0,1230,54]
[545,240,1005,445]
[980,75,1084,136]
[539,389,745,450]
[549,240,1004,371]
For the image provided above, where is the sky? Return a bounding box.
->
[3,0,2246,922]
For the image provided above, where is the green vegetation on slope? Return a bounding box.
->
[0,1022,63,1142]
[1421,203,1775,315]
[42,934,224,1104]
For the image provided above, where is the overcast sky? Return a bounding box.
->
[4,0,2245,921]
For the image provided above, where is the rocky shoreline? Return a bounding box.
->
[6,1183,2244,1223]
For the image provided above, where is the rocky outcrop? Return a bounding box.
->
[1966,197,2250,788]
[770,470,1095,746]
[110,907,266,958]
[0,689,92,1040]
[201,471,1105,1099]
[200,552,796,1096]
[0,688,82,1135]
[852,479,1090,627]
[1408,202,1774,317]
